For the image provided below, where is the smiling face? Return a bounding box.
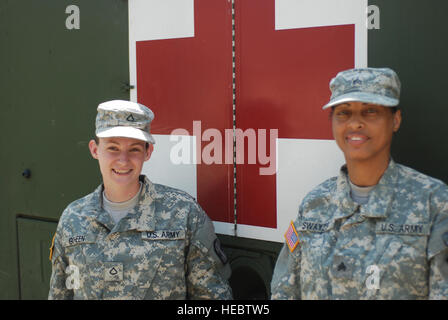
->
[332,102,401,165]
[89,137,153,199]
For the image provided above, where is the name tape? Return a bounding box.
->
[376,223,429,235]
[65,234,95,246]
[298,221,332,233]
[142,230,185,240]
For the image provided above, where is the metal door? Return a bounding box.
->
[0,0,129,299]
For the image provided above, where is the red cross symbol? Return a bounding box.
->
[133,0,357,234]
[235,0,354,228]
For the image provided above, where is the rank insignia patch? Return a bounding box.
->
[285,221,300,252]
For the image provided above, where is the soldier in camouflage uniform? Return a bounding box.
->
[48,100,232,300]
[271,68,448,299]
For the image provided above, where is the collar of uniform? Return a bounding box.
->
[87,175,163,232]
[360,159,398,219]
[331,159,398,220]
[87,184,116,231]
[132,175,159,231]
[332,165,359,221]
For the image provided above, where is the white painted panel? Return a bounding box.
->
[275,0,368,68]
[276,0,366,29]
[142,134,197,199]
[129,0,194,42]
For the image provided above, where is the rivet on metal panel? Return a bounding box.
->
[22,169,31,179]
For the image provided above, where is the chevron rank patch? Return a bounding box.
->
[285,221,300,252]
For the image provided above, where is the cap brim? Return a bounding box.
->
[96,127,155,144]
[322,92,399,110]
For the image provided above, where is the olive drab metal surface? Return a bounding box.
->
[17,218,57,299]
[369,0,448,182]
[0,0,129,299]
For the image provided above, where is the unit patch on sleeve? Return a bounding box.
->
[285,221,300,253]
[213,238,228,265]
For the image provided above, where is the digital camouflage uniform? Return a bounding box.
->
[49,175,232,300]
[271,160,448,299]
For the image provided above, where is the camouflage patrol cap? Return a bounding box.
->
[322,67,401,109]
[95,100,155,144]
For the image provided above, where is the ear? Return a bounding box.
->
[144,143,154,161]
[88,139,99,159]
[392,109,402,132]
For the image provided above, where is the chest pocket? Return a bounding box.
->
[60,234,99,298]
[296,219,336,296]
[297,220,336,249]
[140,229,186,271]
[374,222,430,298]
[375,222,429,260]
[62,234,97,265]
